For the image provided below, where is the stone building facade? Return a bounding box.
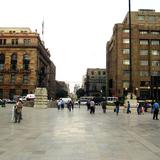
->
[107,9,160,99]
[84,68,106,97]
[0,27,56,99]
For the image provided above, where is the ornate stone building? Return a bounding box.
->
[107,9,160,99]
[84,68,106,97]
[0,27,56,99]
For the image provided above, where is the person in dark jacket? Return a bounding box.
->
[153,101,159,120]
[115,99,120,115]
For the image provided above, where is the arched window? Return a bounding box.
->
[11,53,17,70]
[0,54,5,70]
[23,54,30,70]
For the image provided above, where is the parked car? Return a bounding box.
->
[79,99,88,105]
[26,94,35,100]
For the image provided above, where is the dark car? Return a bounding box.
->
[93,97,106,105]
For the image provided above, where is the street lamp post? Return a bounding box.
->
[128,0,133,98]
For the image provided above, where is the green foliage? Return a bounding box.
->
[55,89,68,99]
[76,88,85,99]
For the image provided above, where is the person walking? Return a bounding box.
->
[90,99,95,114]
[57,100,61,110]
[14,99,23,123]
[101,100,107,113]
[115,99,120,115]
[153,101,159,120]
[127,101,131,114]
[136,102,141,115]
[78,100,80,108]
[86,100,91,111]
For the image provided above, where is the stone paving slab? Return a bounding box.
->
[0,104,160,160]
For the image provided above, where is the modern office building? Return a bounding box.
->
[84,68,106,97]
[107,9,160,99]
[0,27,56,99]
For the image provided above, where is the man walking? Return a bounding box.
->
[153,101,159,120]
[90,99,95,114]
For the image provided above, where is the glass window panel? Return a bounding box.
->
[123,60,130,65]
[123,29,129,33]
[140,60,148,65]
[140,30,148,34]
[151,50,160,56]
[123,81,129,88]
[152,61,160,66]
[140,49,148,55]
[151,40,159,45]
[123,49,130,54]
[138,15,145,20]
[140,40,148,45]
[140,71,149,76]
[123,39,130,44]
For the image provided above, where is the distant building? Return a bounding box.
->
[73,84,80,94]
[0,27,56,99]
[107,9,160,99]
[84,68,106,97]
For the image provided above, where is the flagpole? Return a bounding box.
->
[42,18,44,41]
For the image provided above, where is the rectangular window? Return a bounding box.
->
[138,15,145,21]
[140,71,149,77]
[23,75,28,83]
[91,71,94,75]
[148,16,156,22]
[0,64,4,70]
[140,81,150,87]
[152,61,160,66]
[151,71,160,76]
[11,39,18,45]
[140,60,148,66]
[123,70,130,76]
[123,60,130,65]
[123,39,130,44]
[123,29,129,33]
[151,40,159,45]
[103,71,105,75]
[151,31,159,35]
[0,75,3,82]
[123,81,129,88]
[151,50,160,56]
[0,39,6,45]
[24,39,30,45]
[140,40,148,45]
[123,48,130,54]
[140,49,148,56]
[139,30,148,34]
[11,74,16,83]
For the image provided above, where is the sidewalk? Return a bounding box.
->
[0,104,160,160]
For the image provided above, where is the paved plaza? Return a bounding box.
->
[0,104,160,160]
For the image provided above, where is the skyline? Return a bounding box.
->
[1,0,160,91]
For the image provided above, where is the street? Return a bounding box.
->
[0,104,160,160]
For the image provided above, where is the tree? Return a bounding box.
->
[55,89,68,99]
[76,88,85,99]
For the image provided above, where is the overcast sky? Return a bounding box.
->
[1,0,160,91]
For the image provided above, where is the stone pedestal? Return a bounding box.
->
[125,92,137,107]
[34,88,48,109]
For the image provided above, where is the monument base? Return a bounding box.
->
[34,87,48,109]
